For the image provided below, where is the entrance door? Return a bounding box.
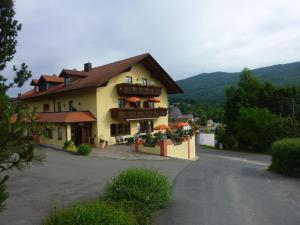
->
[74,127,83,146]
[82,127,89,144]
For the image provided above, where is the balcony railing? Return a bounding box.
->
[116,83,162,97]
[110,107,168,121]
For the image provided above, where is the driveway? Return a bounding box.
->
[0,146,189,225]
[154,147,300,225]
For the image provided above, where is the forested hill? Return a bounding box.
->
[172,61,300,104]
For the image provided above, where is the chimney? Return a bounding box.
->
[84,62,92,72]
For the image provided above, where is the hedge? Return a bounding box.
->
[269,138,300,177]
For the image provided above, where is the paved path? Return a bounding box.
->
[154,148,300,225]
[91,145,167,160]
[0,147,189,225]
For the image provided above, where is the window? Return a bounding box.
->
[110,123,131,136]
[139,121,154,133]
[57,102,61,112]
[141,78,147,85]
[130,101,140,108]
[69,100,73,111]
[64,77,71,86]
[143,101,154,108]
[45,128,53,139]
[149,102,154,108]
[125,76,132,84]
[43,104,50,112]
[118,99,125,108]
[57,127,62,140]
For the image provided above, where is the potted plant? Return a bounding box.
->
[99,138,105,148]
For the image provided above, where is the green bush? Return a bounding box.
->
[77,144,92,155]
[269,138,300,177]
[63,140,72,150]
[64,140,77,153]
[104,168,172,212]
[43,200,136,225]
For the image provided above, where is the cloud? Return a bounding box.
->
[6,0,300,96]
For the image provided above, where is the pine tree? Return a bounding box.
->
[0,0,44,212]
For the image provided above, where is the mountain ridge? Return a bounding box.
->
[172,61,300,104]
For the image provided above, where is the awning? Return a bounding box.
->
[127,96,140,102]
[148,97,160,103]
[175,122,189,127]
[154,124,170,130]
[11,111,96,123]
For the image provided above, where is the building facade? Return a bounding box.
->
[20,53,182,148]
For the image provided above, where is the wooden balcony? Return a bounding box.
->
[116,83,162,97]
[110,107,168,121]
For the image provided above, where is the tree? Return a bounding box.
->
[234,107,294,152]
[197,109,207,126]
[224,68,300,151]
[0,0,43,211]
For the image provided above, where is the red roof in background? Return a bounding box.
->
[20,53,183,100]
[11,111,96,123]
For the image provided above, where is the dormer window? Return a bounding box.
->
[125,76,132,84]
[34,85,39,92]
[65,77,71,86]
[141,78,147,85]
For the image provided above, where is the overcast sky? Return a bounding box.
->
[6,0,300,96]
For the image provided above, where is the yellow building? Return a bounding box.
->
[20,53,183,148]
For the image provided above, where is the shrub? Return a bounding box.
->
[109,200,152,225]
[43,200,136,225]
[63,140,72,150]
[269,138,300,177]
[65,141,77,153]
[77,144,92,155]
[104,168,172,212]
[167,132,183,145]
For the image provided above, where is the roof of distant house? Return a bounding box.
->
[169,106,183,118]
[20,53,183,99]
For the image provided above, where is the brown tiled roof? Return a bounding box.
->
[21,53,183,99]
[21,83,65,98]
[11,111,96,123]
[30,79,38,85]
[39,75,64,83]
[60,69,88,77]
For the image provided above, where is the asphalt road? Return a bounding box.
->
[0,147,189,225]
[154,148,300,225]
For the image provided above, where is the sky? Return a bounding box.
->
[5,0,300,96]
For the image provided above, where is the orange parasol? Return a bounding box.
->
[127,96,141,102]
[148,97,160,103]
[154,124,170,130]
[175,122,189,127]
